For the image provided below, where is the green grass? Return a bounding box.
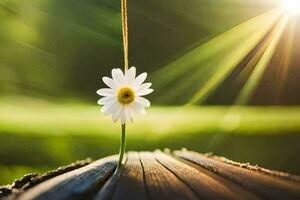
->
[0,97,300,184]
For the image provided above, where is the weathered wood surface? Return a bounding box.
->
[3,150,300,200]
[175,151,300,200]
[16,156,117,200]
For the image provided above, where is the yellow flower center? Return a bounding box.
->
[117,87,135,104]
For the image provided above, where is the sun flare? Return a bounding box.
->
[283,0,300,15]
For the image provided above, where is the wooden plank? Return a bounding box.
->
[210,155,300,183]
[139,152,199,200]
[111,152,147,200]
[154,151,258,200]
[94,152,147,200]
[18,156,117,200]
[175,150,300,200]
[93,165,123,200]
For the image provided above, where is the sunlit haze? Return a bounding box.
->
[282,0,300,14]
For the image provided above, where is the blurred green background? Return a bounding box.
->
[1,0,300,184]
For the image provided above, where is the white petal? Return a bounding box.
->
[131,101,146,114]
[96,88,115,96]
[124,106,134,123]
[102,77,116,89]
[120,108,126,124]
[128,109,134,123]
[132,72,147,88]
[97,96,115,105]
[112,104,122,123]
[125,67,136,84]
[136,83,152,93]
[101,101,118,115]
[136,88,154,96]
[112,68,125,86]
[136,97,150,107]
[123,107,129,123]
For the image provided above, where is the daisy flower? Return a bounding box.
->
[97,67,153,124]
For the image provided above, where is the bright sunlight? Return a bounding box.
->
[283,0,300,15]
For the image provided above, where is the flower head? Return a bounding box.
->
[97,67,153,124]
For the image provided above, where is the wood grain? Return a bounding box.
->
[93,158,125,200]
[18,156,117,200]
[139,152,199,200]
[175,150,300,200]
[6,150,300,200]
[94,152,148,200]
[154,151,258,200]
[112,152,147,200]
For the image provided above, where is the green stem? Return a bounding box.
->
[117,123,126,169]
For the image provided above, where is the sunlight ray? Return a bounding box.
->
[273,17,296,103]
[188,10,283,105]
[150,10,282,104]
[236,34,273,84]
[235,15,289,105]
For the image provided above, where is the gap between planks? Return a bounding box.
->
[96,151,260,200]
[174,150,300,200]
[13,150,300,200]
